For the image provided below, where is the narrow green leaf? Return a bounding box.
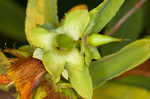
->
[4,49,32,58]
[90,39,150,88]
[93,82,150,99]
[5,45,34,58]
[65,48,93,99]
[101,0,143,56]
[0,0,25,41]
[112,75,150,91]
[0,50,10,74]
[85,0,125,34]
[57,7,89,40]
[87,34,122,46]
[25,0,58,44]
[18,45,33,53]
[67,67,93,99]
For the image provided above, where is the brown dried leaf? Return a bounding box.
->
[0,75,11,84]
[8,57,46,99]
[20,82,33,99]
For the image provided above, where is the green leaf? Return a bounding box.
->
[65,48,93,99]
[67,66,93,99]
[90,39,150,88]
[85,0,125,34]
[93,82,150,99]
[25,0,58,44]
[4,45,33,58]
[18,45,33,53]
[4,49,32,58]
[0,50,10,74]
[87,34,122,46]
[112,75,150,91]
[101,0,144,56]
[88,46,101,60]
[0,0,25,41]
[65,48,84,69]
[42,51,65,82]
[57,6,89,40]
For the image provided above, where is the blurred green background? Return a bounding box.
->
[0,0,102,48]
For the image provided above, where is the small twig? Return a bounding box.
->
[107,0,147,36]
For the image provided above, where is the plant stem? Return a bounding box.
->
[107,0,147,36]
